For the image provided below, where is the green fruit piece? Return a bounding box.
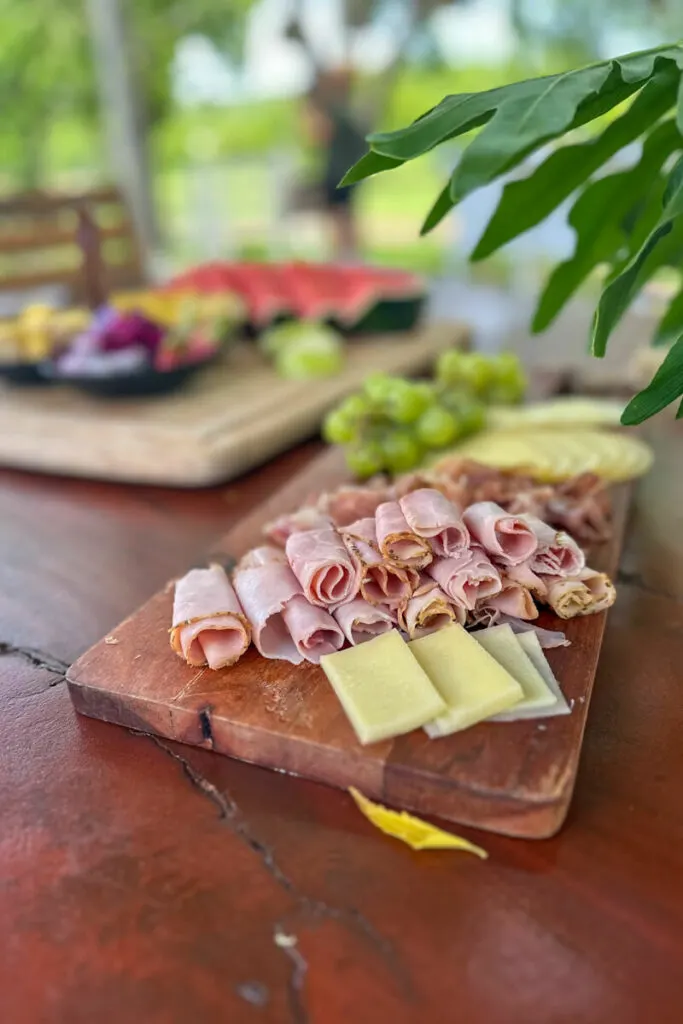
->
[323,408,356,445]
[363,372,395,405]
[386,380,432,424]
[435,348,466,385]
[276,336,344,379]
[345,442,385,479]
[379,430,422,473]
[459,400,486,435]
[416,405,461,448]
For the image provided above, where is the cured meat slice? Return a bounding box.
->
[286,525,361,608]
[398,577,463,639]
[399,488,469,558]
[427,546,502,611]
[483,580,539,620]
[375,500,433,569]
[462,501,538,566]
[263,507,332,548]
[171,564,251,669]
[340,517,417,608]
[520,514,585,576]
[504,560,548,600]
[232,546,304,664]
[577,568,616,612]
[333,597,395,646]
[540,569,616,619]
[339,517,380,565]
[316,482,390,528]
[545,473,612,543]
[282,595,344,664]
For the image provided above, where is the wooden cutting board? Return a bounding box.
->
[0,320,467,486]
[67,446,630,839]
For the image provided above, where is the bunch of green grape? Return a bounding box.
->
[322,350,527,479]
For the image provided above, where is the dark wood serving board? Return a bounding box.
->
[67,447,630,839]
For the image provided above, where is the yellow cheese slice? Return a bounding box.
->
[474,624,558,714]
[408,623,524,738]
[320,630,446,746]
[487,398,625,432]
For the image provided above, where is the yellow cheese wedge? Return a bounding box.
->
[475,624,558,714]
[408,623,524,738]
[320,630,446,746]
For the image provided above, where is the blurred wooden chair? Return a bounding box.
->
[0,186,146,315]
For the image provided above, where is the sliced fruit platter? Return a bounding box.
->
[165,260,426,336]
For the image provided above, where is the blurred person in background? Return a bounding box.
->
[301,68,368,263]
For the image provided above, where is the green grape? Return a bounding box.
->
[379,429,422,474]
[363,372,394,405]
[385,379,432,425]
[276,336,344,379]
[340,392,373,423]
[345,442,385,479]
[436,349,493,396]
[323,408,356,445]
[491,352,526,403]
[435,348,466,385]
[459,400,486,436]
[416,405,461,448]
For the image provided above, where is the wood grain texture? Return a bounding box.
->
[0,320,468,486]
[67,446,630,839]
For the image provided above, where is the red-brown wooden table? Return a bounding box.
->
[2,427,683,1024]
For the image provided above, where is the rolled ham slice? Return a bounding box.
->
[483,579,539,620]
[375,500,433,569]
[286,525,361,608]
[263,507,333,548]
[541,577,593,619]
[282,595,345,664]
[542,569,616,619]
[399,488,469,558]
[232,546,304,664]
[171,564,251,670]
[398,577,463,639]
[427,546,502,611]
[340,517,417,609]
[577,568,616,613]
[333,597,395,646]
[462,501,538,566]
[519,513,585,577]
[504,559,548,600]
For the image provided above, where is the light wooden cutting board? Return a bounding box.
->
[0,320,468,486]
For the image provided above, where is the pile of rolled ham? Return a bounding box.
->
[170,487,615,671]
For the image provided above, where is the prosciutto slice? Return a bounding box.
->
[398,577,463,639]
[286,524,361,608]
[462,501,538,566]
[375,500,433,569]
[263,507,333,548]
[316,482,390,527]
[232,546,305,664]
[520,514,585,576]
[171,564,251,670]
[281,595,344,664]
[340,517,417,608]
[333,597,395,646]
[427,546,502,611]
[545,473,612,544]
[399,488,469,558]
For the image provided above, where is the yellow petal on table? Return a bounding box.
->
[349,787,488,857]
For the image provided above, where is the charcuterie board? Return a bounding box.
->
[67,445,630,839]
[0,320,467,486]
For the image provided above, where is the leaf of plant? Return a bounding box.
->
[365,80,554,162]
[339,149,404,187]
[532,120,680,332]
[451,48,683,204]
[654,285,683,345]
[420,181,455,235]
[592,150,683,356]
[621,333,683,424]
[472,69,679,260]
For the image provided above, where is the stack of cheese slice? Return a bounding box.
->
[321,624,568,746]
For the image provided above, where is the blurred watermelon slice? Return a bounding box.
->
[165,261,426,333]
